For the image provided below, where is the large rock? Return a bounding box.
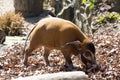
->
[13,71,88,80]
[14,0,44,17]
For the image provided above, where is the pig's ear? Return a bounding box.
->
[63,40,82,49]
[86,42,95,54]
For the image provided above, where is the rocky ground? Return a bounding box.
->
[0,0,120,80]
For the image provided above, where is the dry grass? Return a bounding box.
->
[0,12,24,36]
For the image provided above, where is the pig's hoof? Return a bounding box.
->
[85,65,101,74]
[23,60,28,67]
[44,63,50,67]
[64,65,74,71]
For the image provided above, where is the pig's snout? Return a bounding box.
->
[85,63,101,74]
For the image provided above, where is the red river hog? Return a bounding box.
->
[23,17,99,72]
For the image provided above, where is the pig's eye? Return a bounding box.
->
[84,52,91,57]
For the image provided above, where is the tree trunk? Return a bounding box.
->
[14,0,44,17]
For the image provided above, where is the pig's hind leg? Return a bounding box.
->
[43,47,51,66]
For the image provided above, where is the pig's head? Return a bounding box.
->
[65,40,99,73]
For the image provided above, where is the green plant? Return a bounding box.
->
[98,16,106,24]
[98,12,120,24]
[0,12,24,36]
[109,13,119,21]
[86,0,97,10]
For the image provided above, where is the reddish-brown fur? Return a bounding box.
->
[23,17,97,70]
